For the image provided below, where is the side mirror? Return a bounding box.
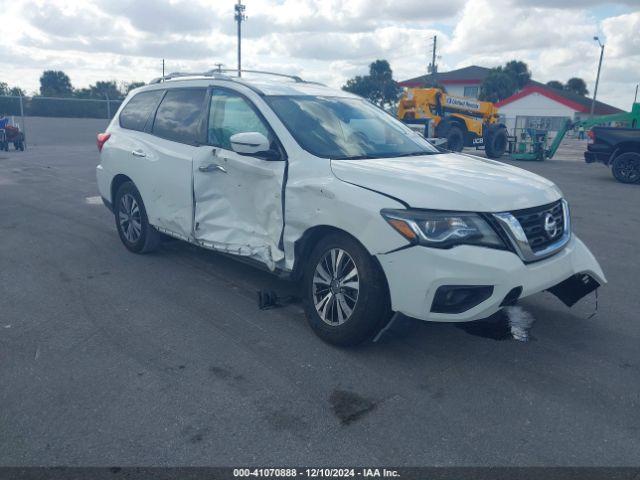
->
[230,132,271,156]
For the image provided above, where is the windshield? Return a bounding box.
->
[265,96,441,160]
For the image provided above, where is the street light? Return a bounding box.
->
[590,36,605,116]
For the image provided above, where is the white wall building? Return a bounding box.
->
[496,82,622,134]
[400,65,489,99]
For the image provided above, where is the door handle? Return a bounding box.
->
[132,149,146,157]
[199,163,227,173]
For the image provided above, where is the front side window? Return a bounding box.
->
[119,90,164,131]
[152,88,207,144]
[207,89,273,150]
[265,96,440,160]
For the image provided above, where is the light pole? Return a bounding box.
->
[590,36,605,116]
[234,0,246,78]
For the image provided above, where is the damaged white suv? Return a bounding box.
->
[96,71,606,346]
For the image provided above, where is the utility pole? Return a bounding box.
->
[428,35,437,86]
[215,63,224,73]
[634,84,638,104]
[234,0,246,77]
[162,59,165,79]
[590,36,605,116]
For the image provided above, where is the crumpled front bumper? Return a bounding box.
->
[376,235,606,322]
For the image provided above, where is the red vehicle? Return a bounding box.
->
[0,124,25,151]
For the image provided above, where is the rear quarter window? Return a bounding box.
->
[152,88,208,144]
[119,90,164,131]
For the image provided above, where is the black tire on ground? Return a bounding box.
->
[485,127,508,159]
[303,233,392,347]
[444,125,464,152]
[611,152,640,184]
[114,181,162,253]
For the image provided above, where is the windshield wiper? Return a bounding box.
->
[332,151,440,160]
[332,154,383,160]
[392,151,440,157]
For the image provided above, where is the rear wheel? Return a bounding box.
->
[303,233,391,346]
[485,127,508,159]
[611,152,640,184]
[114,181,162,253]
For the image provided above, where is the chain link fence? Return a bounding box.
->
[0,95,123,149]
[0,94,123,120]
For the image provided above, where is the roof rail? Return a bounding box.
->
[150,68,305,84]
[149,71,233,84]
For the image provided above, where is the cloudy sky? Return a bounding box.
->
[0,0,638,108]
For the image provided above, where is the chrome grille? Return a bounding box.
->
[511,201,565,252]
[492,199,571,263]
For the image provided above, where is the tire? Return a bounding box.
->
[114,181,162,253]
[303,233,392,346]
[444,125,464,152]
[611,152,640,184]
[485,127,508,159]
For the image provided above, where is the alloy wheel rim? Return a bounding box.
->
[118,193,142,243]
[312,248,359,326]
[617,159,640,182]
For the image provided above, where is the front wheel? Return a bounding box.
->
[303,233,391,346]
[611,152,640,184]
[114,181,162,253]
[445,125,464,152]
[485,128,508,159]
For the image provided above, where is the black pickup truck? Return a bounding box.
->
[585,127,640,184]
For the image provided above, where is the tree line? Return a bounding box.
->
[2,63,590,118]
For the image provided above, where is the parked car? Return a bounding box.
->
[585,126,640,184]
[96,72,606,346]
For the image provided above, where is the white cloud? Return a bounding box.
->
[445,0,638,108]
[0,0,636,109]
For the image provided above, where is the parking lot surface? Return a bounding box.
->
[1,140,639,466]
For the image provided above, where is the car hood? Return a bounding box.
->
[330,153,562,212]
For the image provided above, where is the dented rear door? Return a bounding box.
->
[192,88,286,270]
[144,87,209,239]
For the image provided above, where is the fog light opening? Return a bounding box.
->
[431,285,494,314]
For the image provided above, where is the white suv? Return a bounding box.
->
[96,71,606,346]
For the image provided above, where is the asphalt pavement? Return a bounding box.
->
[1,140,639,466]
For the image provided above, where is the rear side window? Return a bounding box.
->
[119,90,164,131]
[152,88,207,144]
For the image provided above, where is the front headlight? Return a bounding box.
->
[381,209,506,249]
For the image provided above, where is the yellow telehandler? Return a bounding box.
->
[397,88,508,159]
